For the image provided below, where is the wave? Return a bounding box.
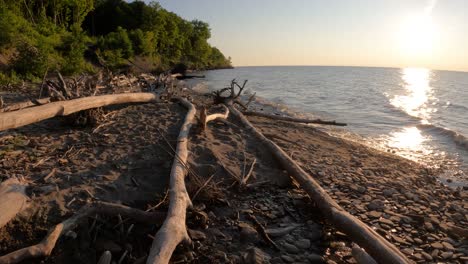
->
[417,124,468,150]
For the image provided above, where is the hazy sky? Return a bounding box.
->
[154,0,468,72]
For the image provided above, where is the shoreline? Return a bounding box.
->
[187,76,468,188]
[0,75,466,263]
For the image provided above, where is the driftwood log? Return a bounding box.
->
[227,103,410,264]
[0,98,51,113]
[0,178,28,229]
[242,111,347,126]
[0,93,158,132]
[0,202,165,264]
[146,98,196,264]
[199,104,229,131]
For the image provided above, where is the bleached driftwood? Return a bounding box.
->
[0,98,51,113]
[0,93,158,132]
[146,98,196,264]
[242,111,347,126]
[199,104,229,131]
[0,178,29,229]
[227,104,409,264]
[0,202,165,264]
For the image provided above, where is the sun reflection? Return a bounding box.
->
[387,127,427,151]
[390,68,436,122]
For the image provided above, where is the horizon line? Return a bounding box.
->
[229,64,468,73]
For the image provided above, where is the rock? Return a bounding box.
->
[188,229,206,241]
[295,239,311,249]
[413,253,423,260]
[442,241,455,251]
[367,199,384,211]
[424,222,435,231]
[243,247,271,264]
[392,235,407,245]
[441,251,453,259]
[368,211,382,218]
[421,251,433,261]
[379,218,394,226]
[281,255,295,263]
[283,242,301,254]
[307,253,324,263]
[431,242,444,249]
[239,222,259,243]
[401,248,414,255]
[383,188,396,197]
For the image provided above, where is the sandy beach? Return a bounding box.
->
[0,78,467,264]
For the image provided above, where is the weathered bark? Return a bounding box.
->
[227,104,410,264]
[146,98,196,264]
[243,111,347,126]
[0,98,51,113]
[0,178,28,229]
[0,202,165,264]
[0,93,158,132]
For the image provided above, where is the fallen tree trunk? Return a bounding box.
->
[0,93,158,132]
[243,111,347,126]
[0,178,28,229]
[227,104,409,264]
[0,202,165,264]
[0,98,51,113]
[146,98,196,264]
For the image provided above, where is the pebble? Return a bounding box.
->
[283,242,301,254]
[421,251,433,261]
[281,255,295,263]
[431,242,444,249]
[401,248,414,255]
[368,211,382,218]
[188,229,206,241]
[295,239,311,249]
[441,251,453,259]
[239,222,259,243]
[442,241,455,251]
[367,199,384,210]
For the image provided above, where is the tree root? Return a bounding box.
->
[0,201,165,264]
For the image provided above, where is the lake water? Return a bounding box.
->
[192,66,468,186]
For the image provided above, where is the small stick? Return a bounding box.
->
[241,158,256,186]
[43,168,57,182]
[146,191,169,212]
[33,157,51,168]
[247,214,280,250]
[66,197,76,207]
[131,176,139,187]
[191,172,216,202]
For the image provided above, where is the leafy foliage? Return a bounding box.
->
[0,0,232,82]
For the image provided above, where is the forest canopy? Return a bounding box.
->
[0,0,232,83]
